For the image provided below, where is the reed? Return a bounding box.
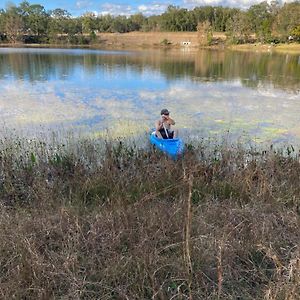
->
[0,133,299,299]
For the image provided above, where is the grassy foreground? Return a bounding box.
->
[0,134,299,299]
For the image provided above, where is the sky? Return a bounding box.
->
[0,0,295,16]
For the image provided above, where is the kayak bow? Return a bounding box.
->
[150,131,184,159]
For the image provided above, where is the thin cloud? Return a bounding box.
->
[137,3,168,16]
[183,0,292,9]
[99,3,134,16]
[76,0,94,9]
[99,2,169,16]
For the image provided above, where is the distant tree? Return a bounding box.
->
[273,2,300,39]
[160,5,185,31]
[46,8,71,43]
[197,21,212,45]
[81,12,96,34]
[67,18,82,35]
[3,4,24,42]
[226,11,252,44]
[193,6,214,26]
[192,6,239,33]
[128,13,146,31]
[19,2,49,36]
[212,7,223,31]
[222,8,240,32]
[51,8,70,19]
[0,9,5,32]
[269,0,281,16]
[95,15,113,32]
[65,18,83,44]
[109,16,128,33]
[290,25,300,41]
[143,15,160,31]
[48,9,71,36]
[247,1,272,42]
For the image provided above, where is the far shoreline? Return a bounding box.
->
[1,42,300,55]
[0,30,299,54]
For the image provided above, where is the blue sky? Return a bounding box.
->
[0,0,293,16]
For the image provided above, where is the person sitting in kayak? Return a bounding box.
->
[155,109,178,139]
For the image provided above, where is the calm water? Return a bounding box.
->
[0,47,299,144]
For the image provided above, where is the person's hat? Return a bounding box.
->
[161,108,170,115]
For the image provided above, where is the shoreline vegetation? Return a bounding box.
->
[1,1,299,297]
[1,32,300,54]
[0,133,299,298]
[0,1,299,53]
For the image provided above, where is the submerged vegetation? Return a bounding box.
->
[0,133,299,299]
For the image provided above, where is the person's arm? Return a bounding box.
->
[168,117,175,125]
[155,120,163,138]
[155,120,163,130]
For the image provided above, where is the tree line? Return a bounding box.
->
[0,1,299,45]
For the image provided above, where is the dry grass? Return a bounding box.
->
[97,31,201,49]
[0,134,299,299]
[229,43,300,54]
[273,43,300,54]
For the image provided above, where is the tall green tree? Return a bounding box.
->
[128,13,146,31]
[47,8,72,43]
[143,15,160,31]
[66,18,82,35]
[19,1,49,36]
[291,25,300,41]
[81,12,96,34]
[160,5,187,31]
[95,15,113,32]
[247,1,272,42]
[109,16,128,33]
[49,8,71,34]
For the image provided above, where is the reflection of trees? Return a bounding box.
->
[194,50,300,91]
[0,51,77,81]
[0,49,299,91]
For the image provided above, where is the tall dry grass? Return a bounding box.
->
[0,134,299,299]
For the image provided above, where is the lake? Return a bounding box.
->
[0,47,299,145]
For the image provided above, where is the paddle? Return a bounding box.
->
[162,121,169,139]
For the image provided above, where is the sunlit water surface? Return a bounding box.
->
[0,47,299,145]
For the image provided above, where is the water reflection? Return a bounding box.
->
[0,48,299,144]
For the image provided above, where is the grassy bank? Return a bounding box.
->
[0,134,299,299]
[1,38,300,55]
[0,32,206,50]
[229,43,300,54]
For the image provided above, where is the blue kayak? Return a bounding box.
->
[150,131,184,159]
